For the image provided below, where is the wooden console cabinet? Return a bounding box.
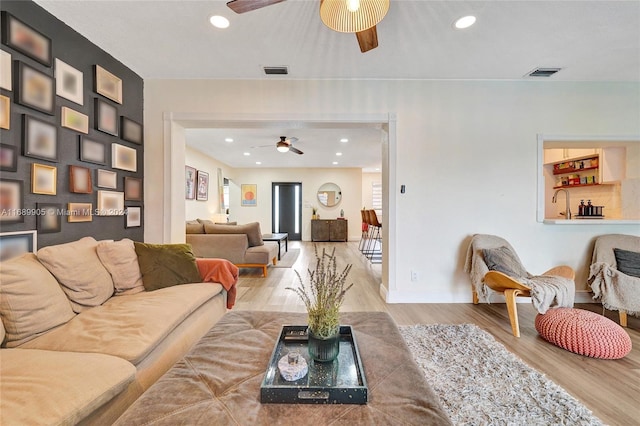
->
[311,219,348,242]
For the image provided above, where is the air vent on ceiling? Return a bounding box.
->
[264,66,288,75]
[526,67,562,77]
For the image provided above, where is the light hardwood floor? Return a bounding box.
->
[234,241,639,425]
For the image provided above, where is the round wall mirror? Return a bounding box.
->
[317,182,342,207]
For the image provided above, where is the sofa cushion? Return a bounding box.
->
[0,348,136,425]
[19,283,223,365]
[186,220,205,234]
[0,253,76,347]
[97,239,145,295]
[37,237,115,312]
[245,242,278,265]
[0,319,5,345]
[613,248,640,278]
[204,222,264,247]
[482,246,528,279]
[196,218,215,226]
[134,242,202,291]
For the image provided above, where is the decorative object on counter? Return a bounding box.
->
[278,350,308,381]
[311,205,318,219]
[340,208,344,218]
[576,199,604,218]
[287,246,353,362]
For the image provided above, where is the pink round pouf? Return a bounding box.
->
[535,308,632,359]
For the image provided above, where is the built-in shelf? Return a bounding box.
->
[552,183,602,189]
[553,165,598,175]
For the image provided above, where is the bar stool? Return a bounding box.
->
[365,210,382,263]
[359,209,369,252]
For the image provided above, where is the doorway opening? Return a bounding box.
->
[272,182,302,240]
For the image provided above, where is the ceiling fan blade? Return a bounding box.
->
[226,0,285,14]
[289,146,304,155]
[356,26,378,53]
[286,137,299,144]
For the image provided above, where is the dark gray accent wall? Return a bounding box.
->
[0,0,144,247]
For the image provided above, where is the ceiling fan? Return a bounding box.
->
[226,0,390,53]
[276,136,303,155]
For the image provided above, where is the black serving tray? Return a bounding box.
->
[260,325,368,404]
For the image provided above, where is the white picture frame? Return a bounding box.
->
[0,230,37,261]
[112,143,137,172]
[55,58,83,105]
[97,169,117,189]
[97,190,125,216]
[125,206,141,228]
[0,50,11,91]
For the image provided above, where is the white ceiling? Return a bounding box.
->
[34,0,640,170]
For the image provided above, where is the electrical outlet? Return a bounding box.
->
[411,270,419,282]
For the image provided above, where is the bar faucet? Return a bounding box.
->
[552,188,571,219]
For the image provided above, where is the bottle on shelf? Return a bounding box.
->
[586,200,593,216]
[578,200,585,216]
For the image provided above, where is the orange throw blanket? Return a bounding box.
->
[195,258,239,309]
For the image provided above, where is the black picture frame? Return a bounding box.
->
[1,12,52,67]
[22,114,57,162]
[121,116,143,145]
[79,136,107,165]
[95,98,118,136]
[15,61,55,115]
[0,143,17,172]
[36,203,62,234]
[125,206,142,228]
[0,179,24,223]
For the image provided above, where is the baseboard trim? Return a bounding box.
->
[381,288,596,304]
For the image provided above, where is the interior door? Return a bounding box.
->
[272,182,301,241]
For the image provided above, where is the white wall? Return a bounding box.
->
[184,146,228,221]
[144,79,640,302]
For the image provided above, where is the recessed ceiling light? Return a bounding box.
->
[243,152,250,156]
[454,15,476,29]
[336,152,342,156]
[340,138,349,143]
[225,138,233,142]
[332,161,338,165]
[255,161,262,165]
[210,15,230,29]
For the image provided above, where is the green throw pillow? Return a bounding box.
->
[134,242,202,291]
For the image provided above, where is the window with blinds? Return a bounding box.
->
[372,182,382,217]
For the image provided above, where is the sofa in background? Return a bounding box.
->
[186,219,278,277]
[0,237,229,425]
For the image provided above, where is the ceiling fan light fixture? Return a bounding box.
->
[276,142,290,152]
[320,0,390,33]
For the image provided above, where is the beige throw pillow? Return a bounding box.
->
[97,239,145,295]
[204,222,264,247]
[37,237,115,312]
[0,253,76,347]
[186,220,205,234]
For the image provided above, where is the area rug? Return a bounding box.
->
[399,324,603,425]
[272,248,300,268]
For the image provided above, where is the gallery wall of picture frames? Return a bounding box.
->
[0,2,144,249]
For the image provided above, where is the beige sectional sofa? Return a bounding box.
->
[0,237,228,425]
[186,220,278,277]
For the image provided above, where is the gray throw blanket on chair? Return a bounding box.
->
[464,234,575,314]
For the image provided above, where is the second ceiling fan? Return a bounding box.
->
[226,0,389,53]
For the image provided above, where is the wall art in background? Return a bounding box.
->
[0,143,17,172]
[97,169,117,189]
[125,206,141,228]
[16,61,54,115]
[121,116,142,144]
[36,203,61,234]
[0,50,11,90]
[55,58,83,105]
[185,165,196,200]
[112,143,136,172]
[61,106,89,134]
[1,12,52,66]
[97,190,125,216]
[0,94,9,129]
[69,165,92,194]
[95,98,118,136]
[0,230,37,261]
[196,170,209,201]
[0,179,24,223]
[31,163,57,195]
[94,65,122,104]
[23,114,57,162]
[124,176,142,201]
[241,184,257,207]
[67,202,92,223]
[79,136,106,165]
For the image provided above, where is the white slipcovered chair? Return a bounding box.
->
[588,234,640,327]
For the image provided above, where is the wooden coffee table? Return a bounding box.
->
[262,233,288,260]
[115,311,451,425]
